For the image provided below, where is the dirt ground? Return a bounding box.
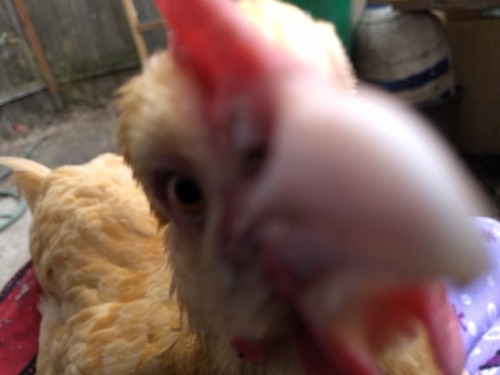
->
[0,105,118,167]
[0,105,119,289]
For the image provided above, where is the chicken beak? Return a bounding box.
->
[240,83,490,285]
[233,83,491,375]
[159,0,490,282]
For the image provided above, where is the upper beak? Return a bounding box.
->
[240,83,490,285]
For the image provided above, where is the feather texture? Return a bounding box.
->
[0,154,212,375]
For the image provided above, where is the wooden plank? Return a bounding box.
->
[0,0,156,108]
[56,60,139,84]
[121,0,149,64]
[0,0,41,92]
[446,9,487,20]
[368,0,500,10]
[17,0,149,77]
[0,81,46,106]
[137,19,164,33]
[12,0,60,104]
[446,18,500,152]
[93,1,130,58]
[437,0,500,7]
[3,0,39,77]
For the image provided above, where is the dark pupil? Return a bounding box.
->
[174,178,202,205]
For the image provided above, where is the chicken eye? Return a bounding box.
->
[167,175,205,216]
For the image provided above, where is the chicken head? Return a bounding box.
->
[118,0,490,374]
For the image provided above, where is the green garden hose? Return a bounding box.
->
[0,133,52,233]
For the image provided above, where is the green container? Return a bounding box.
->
[286,0,352,52]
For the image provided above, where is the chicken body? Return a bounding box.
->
[0,154,211,375]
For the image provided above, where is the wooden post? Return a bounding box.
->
[12,0,62,109]
[122,0,150,64]
[121,0,165,64]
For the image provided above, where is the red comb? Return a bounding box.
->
[156,0,283,91]
[154,0,299,134]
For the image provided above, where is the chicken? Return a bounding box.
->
[117,0,491,374]
[0,154,211,375]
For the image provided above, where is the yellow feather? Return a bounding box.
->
[7,154,212,375]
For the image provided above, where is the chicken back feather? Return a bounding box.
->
[0,154,211,375]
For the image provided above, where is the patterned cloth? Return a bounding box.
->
[0,261,40,375]
[448,217,500,375]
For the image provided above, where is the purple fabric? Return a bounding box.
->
[448,217,500,375]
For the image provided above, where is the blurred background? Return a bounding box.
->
[0,1,498,160]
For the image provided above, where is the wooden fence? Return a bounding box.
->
[0,0,498,135]
[0,0,165,135]
[0,0,41,107]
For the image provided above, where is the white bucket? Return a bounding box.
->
[353,5,456,106]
